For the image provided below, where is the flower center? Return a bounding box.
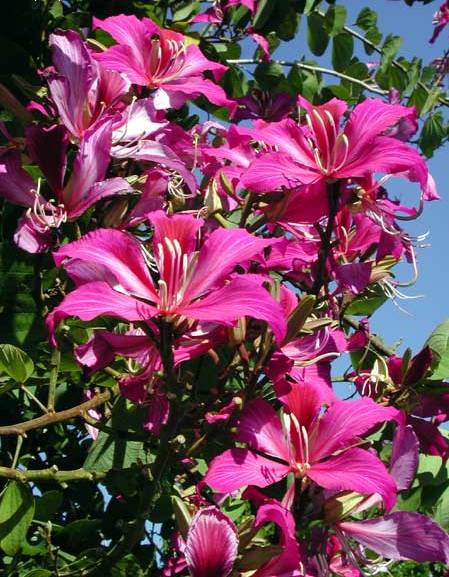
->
[156,236,197,313]
[148,36,186,86]
[305,109,349,176]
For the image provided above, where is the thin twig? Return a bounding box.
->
[48,348,60,412]
[0,384,119,436]
[227,59,389,96]
[343,316,395,357]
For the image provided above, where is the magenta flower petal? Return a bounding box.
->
[237,399,291,462]
[185,507,238,577]
[14,213,54,254]
[390,424,419,491]
[46,281,157,346]
[253,503,302,577]
[54,228,158,302]
[148,210,203,257]
[63,118,116,216]
[339,512,449,563]
[26,124,69,195]
[67,177,133,220]
[334,262,372,294]
[338,137,428,193]
[179,276,286,344]
[242,152,318,193]
[344,98,415,161]
[204,448,290,493]
[0,149,37,208]
[307,447,397,511]
[311,397,399,461]
[186,227,273,297]
[48,30,96,137]
[275,379,336,431]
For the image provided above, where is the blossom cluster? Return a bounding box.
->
[0,11,448,576]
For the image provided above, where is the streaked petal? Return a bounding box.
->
[185,507,238,577]
[311,397,399,461]
[53,228,158,301]
[179,276,286,344]
[242,152,318,193]
[344,99,414,162]
[308,447,397,511]
[63,118,114,213]
[46,281,157,346]
[204,448,290,493]
[67,177,133,219]
[186,227,273,297]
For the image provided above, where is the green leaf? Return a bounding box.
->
[425,318,449,380]
[355,7,378,31]
[22,571,53,577]
[172,1,199,21]
[332,33,353,72]
[254,62,284,90]
[324,4,346,36]
[0,481,35,556]
[253,0,275,30]
[344,284,388,316]
[49,0,63,18]
[34,490,63,521]
[420,87,442,116]
[378,34,402,74]
[0,344,34,382]
[420,112,445,158]
[84,398,152,472]
[434,486,449,530]
[307,13,329,56]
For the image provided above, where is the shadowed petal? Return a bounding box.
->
[339,512,449,563]
[185,507,238,577]
[0,149,36,207]
[26,124,69,195]
[237,399,290,462]
[390,424,419,491]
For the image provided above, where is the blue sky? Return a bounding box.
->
[279,1,449,355]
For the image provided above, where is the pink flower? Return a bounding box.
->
[92,15,235,111]
[0,120,132,252]
[242,97,433,200]
[46,211,286,345]
[204,383,398,510]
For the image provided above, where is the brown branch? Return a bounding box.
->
[0,383,119,436]
[0,466,108,483]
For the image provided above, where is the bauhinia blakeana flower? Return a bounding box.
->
[46,210,286,345]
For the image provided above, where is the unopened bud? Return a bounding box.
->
[228,317,247,346]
